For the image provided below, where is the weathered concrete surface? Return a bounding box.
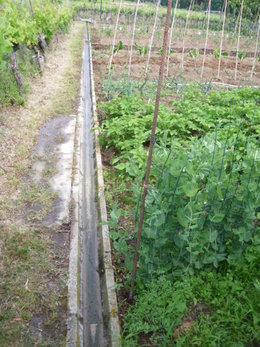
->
[32,115,76,226]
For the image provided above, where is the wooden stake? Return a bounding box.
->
[11,50,24,96]
[129,0,173,301]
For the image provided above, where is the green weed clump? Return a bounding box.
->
[0,67,25,106]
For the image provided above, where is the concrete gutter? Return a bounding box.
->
[89,25,121,347]
[66,25,121,346]
[66,36,84,347]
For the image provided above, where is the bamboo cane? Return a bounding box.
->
[129,0,173,301]
[250,17,260,80]
[128,0,140,76]
[181,0,194,71]
[234,0,244,81]
[217,0,228,80]
[145,0,161,76]
[166,0,179,77]
[200,0,211,79]
[108,0,123,72]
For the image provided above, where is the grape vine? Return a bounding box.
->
[0,0,74,95]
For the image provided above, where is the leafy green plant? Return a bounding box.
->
[189,48,199,59]
[135,42,148,56]
[113,40,123,56]
[238,50,247,61]
[213,48,229,58]
[99,87,260,178]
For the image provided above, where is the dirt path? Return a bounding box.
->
[0,21,84,346]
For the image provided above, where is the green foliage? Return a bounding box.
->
[0,0,73,105]
[113,40,123,56]
[101,84,260,345]
[0,0,73,58]
[238,50,247,61]
[213,48,229,58]
[123,242,260,345]
[189,48,199,59]
[0,66,25,106]
[134,136,259,278]
[135,42,148,56]
[99,87,260,178]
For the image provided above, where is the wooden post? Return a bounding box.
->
[11,50,24,96]
[129,0,173,301]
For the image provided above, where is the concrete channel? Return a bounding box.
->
[67,24,121,347]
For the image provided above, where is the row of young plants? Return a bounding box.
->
[0,0,74,103]
[98,85,260,345]
[73,1,257,35]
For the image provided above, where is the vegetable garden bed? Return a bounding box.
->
[89,6,260,346]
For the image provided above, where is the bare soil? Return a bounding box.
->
[91,21,260,88]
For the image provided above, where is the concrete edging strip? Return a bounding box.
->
[89,26,121,347]
[66,36,85,347]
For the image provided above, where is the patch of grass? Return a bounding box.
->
[50,23,84,117]
[123,251,260,346]
[0,66,25,107]
[21,182,58,222]
[0,225,66,346]
[0,21,84,345]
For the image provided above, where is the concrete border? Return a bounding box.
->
[67,25,121,346]
[66,34,85,347]
[89,26,121,347]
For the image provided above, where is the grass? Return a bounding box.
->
[0,21,84,345]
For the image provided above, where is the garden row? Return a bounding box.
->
[97,85,260,345]
[74,1,259,35]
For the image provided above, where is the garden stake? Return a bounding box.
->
[250,16,260,80]
[234,0,244,81]
[200,0,211,79]
[108,0,123,72]
[217,0,228,80]
[166,0,179,77]
[128,0,140,76]
[145,0,161,76]
[181,0,194,71]
[129,0,173,301]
